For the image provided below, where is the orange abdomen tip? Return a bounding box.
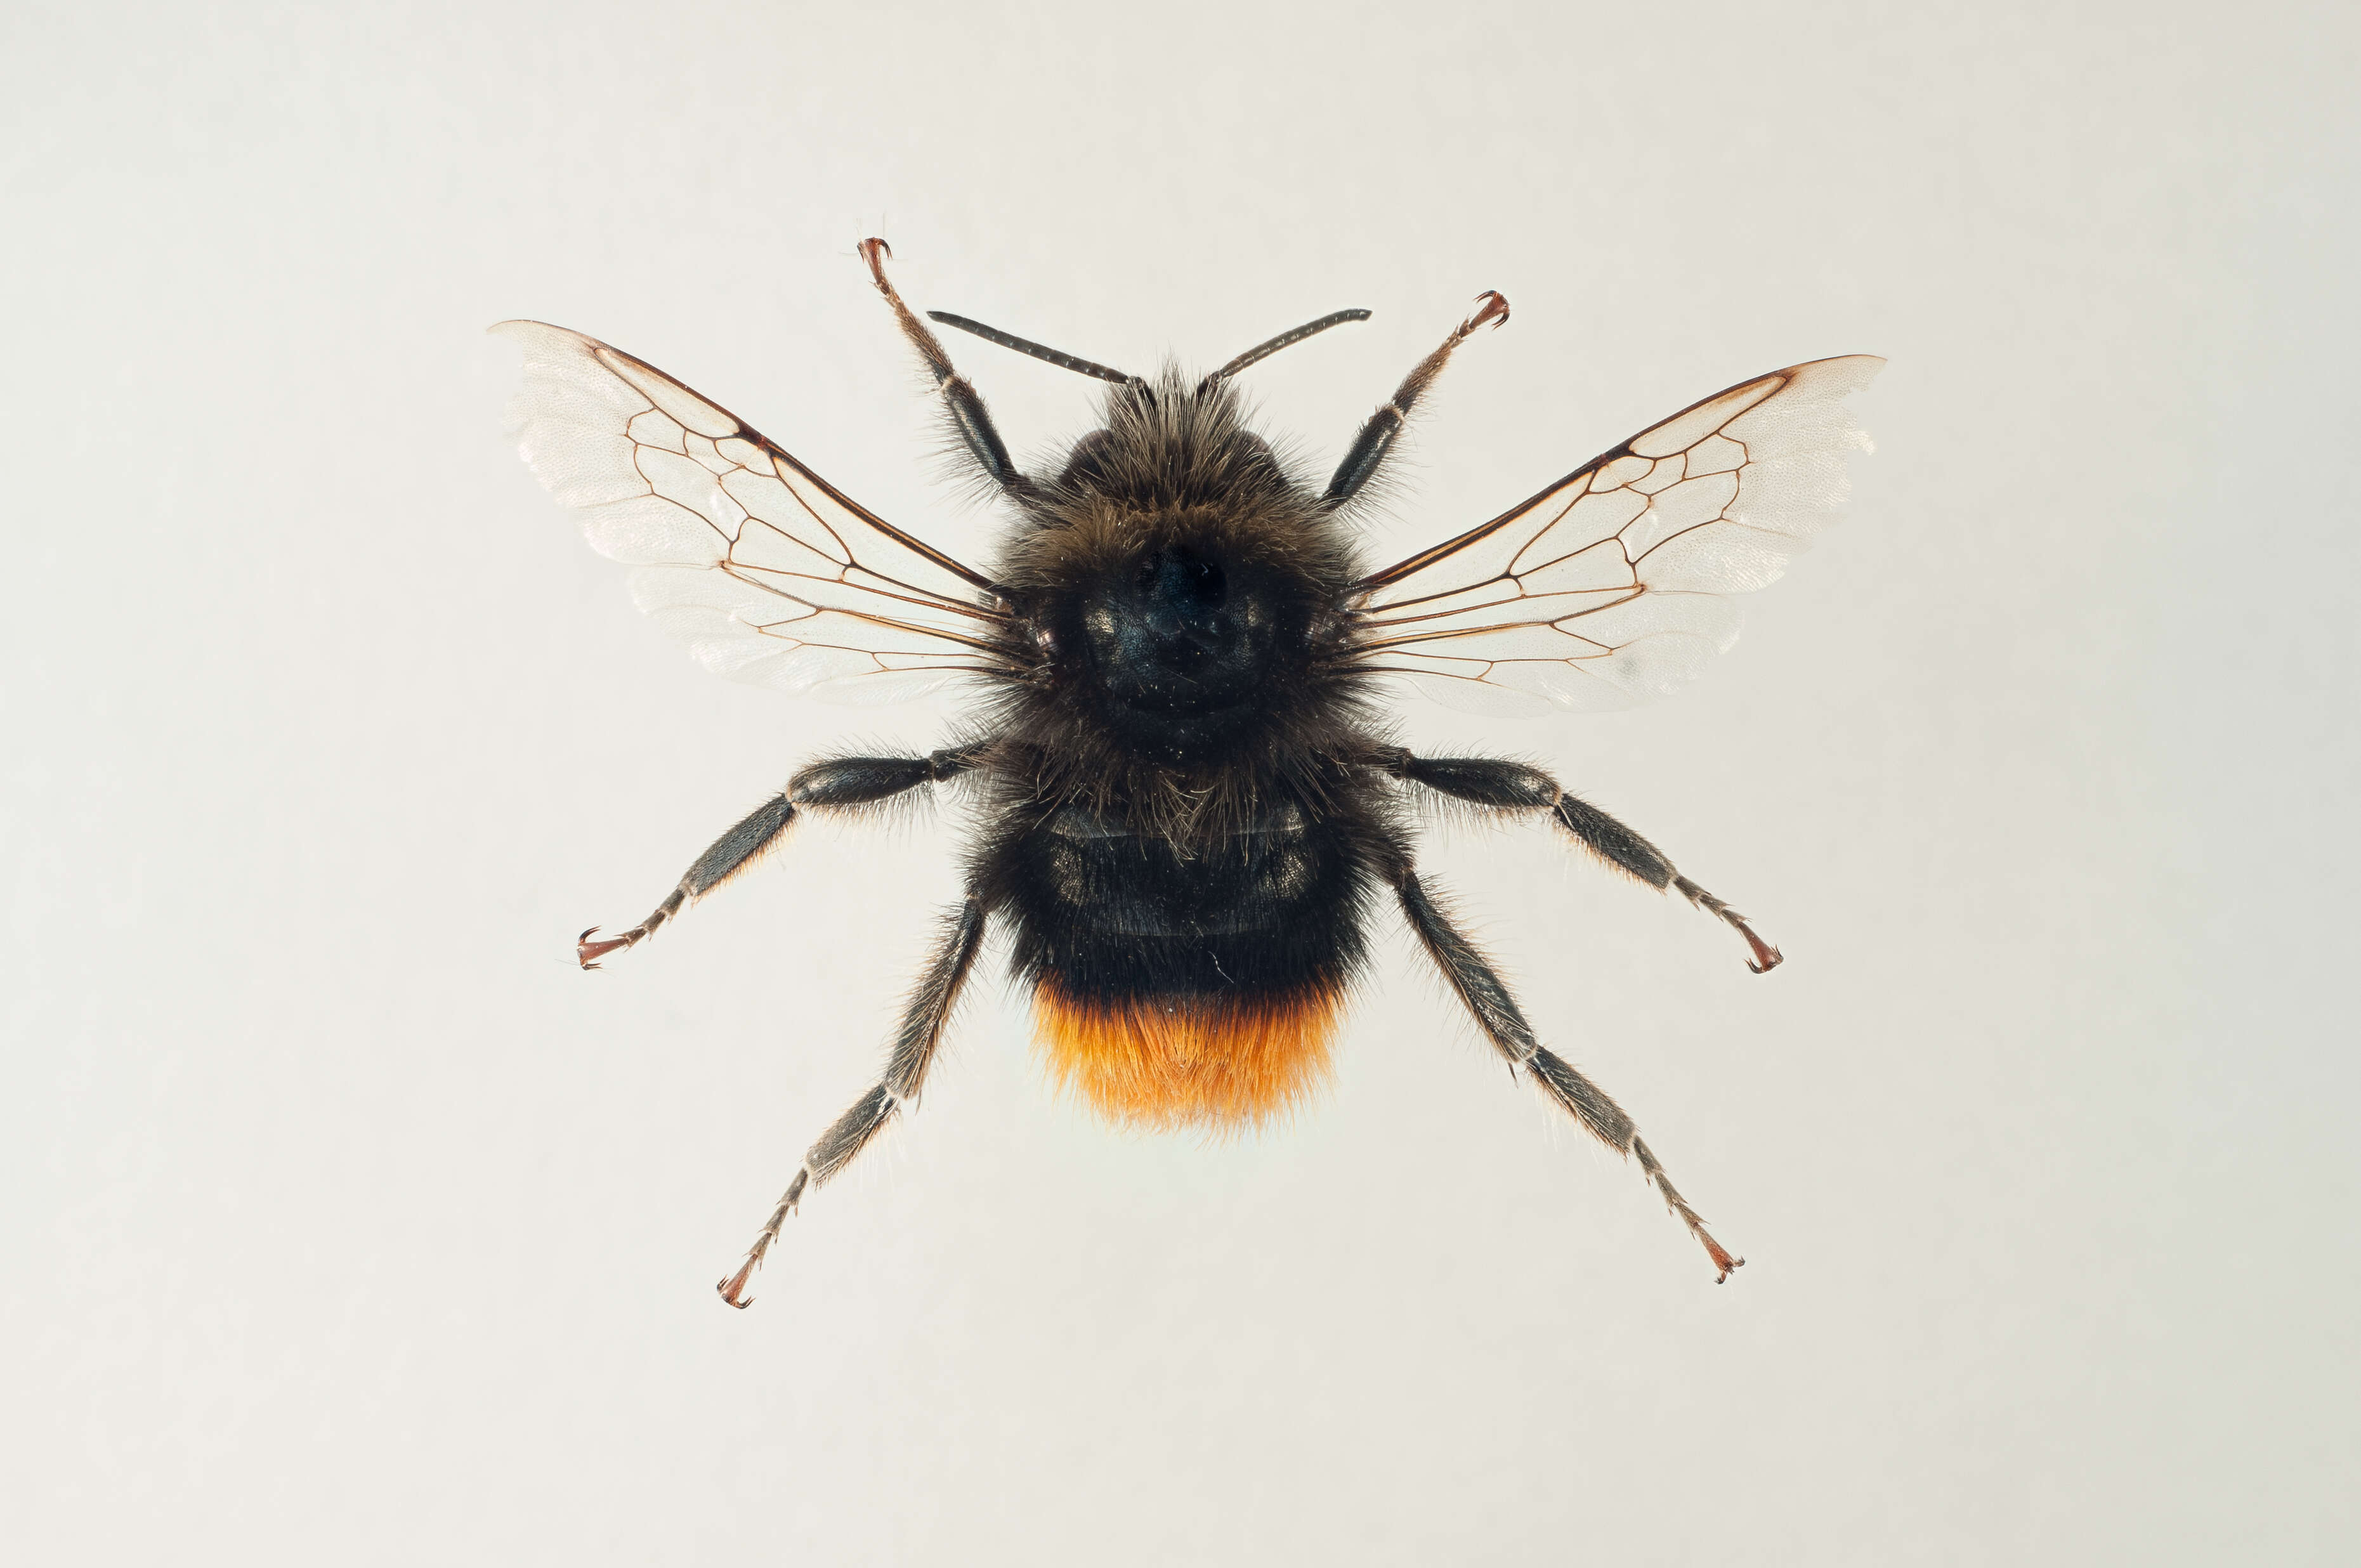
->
[1031,982,1345,1130]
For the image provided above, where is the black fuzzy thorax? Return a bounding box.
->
[961,369,1399,1011]
[978,367,1381,850]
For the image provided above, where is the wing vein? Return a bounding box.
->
[496,318,1021,703]
[1345,355,1882,714]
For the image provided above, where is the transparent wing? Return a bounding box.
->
[1354,355,1883,714]
[494,320,1013,703]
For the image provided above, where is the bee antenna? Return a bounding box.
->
[1205,308,1373,387]
[925,311,1143,388]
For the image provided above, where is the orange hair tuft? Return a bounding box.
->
[1031,982,1344,1130]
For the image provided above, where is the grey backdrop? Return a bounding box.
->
[6,2,2354,1562]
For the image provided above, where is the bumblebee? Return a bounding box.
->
[495,240,1880,1306]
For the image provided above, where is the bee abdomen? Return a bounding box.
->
[994,800,1382,1128]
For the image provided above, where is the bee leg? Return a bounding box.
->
[579,744,983,969]
[1391,863,1744,1283]
[1377,750,1782,974]
[1323,290,1510,507]
[858,237,1031,496]
[717,895,990,1309]
[577,794,795,968]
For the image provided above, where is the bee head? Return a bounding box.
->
[993,374,1360,759]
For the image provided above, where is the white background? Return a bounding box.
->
[6,3,2355,1562]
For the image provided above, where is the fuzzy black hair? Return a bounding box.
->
[967,368,1387,849]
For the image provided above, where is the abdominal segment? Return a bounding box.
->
[995,800,1378,1130]
[1031,977,1345,1129]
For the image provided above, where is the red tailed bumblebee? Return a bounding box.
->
[495,240,1881,1306]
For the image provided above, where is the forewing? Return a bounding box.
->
[1356,355,1883,714]
[495,320,1012,703]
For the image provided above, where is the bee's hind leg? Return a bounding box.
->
[717,894,990,1309]
[1388,857,1744,1283]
